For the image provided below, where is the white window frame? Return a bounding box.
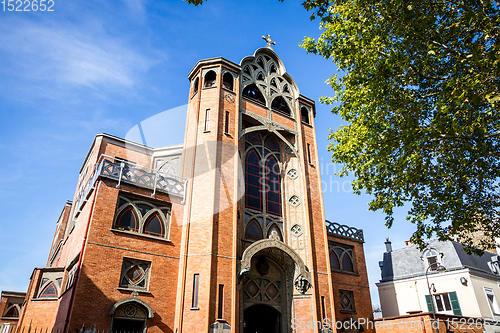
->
[484,287,500,318]
[434,293,454,315]
[422,248,442,271]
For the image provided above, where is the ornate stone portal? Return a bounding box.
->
[239,239,312,333]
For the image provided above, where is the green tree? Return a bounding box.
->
[301,0,499,251]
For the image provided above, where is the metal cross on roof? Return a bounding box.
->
[262,34,276,50]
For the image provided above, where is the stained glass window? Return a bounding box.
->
[114,196,169,239]
[4,306,19,317]
[39,282,58,298]
[119,258,150,291]
[246,220,262,240]
[245,149,262,211]
[329,242,355,273]
[116,207,138,231]
[144,213,164,236]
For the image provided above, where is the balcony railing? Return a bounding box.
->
[326,220,364,242]
[72,155,187,220]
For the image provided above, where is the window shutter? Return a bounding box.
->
[449,291,462,316]
[425,295,434,312]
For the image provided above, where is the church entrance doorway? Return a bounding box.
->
[110,301,150,333]
[244,304,281,333]
[112,317,145,332]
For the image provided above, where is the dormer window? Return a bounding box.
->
[488,256,500,275]
[423,249,442,271]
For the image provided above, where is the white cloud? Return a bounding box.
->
[0,19,154,92]
[123,0,146,18]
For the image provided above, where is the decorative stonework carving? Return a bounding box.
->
[240,239,311,289]
[202,67,220,76]
[224,93,235,103]
[294,275,312,294]
[241,50,296,113]
[326,220,364,242]
[265,121,279,133]
[291,224,302,237]
[289,195,300,207]
[268,230,280,241]
[287,169,298,179]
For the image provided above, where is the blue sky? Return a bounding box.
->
[0,0,415,304]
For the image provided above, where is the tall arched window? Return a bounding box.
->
[222,72,233,91]
[301,106,309,124]
[243,132,284,245]
[265,156,281,217]
[245,149,262,211]
[204,70,217,88]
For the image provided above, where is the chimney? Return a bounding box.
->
[385,237,392,252]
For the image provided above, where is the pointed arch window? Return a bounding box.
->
[246,220,263,240]
[116,206,138,232]
[265,136,279,152]
[113,196,170,240]
[329,242,355,273]
[144,212,164,237]
[330,251,340,270]
[192,77,199,97]
[257,57,265,69]
[36,271,63,299]
[271,96,291,116]
[39,282,57,298]
[244,133,282,217]
[4,305,20,317]
[242,84,266,105]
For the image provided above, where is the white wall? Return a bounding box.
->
[377,269,483,318]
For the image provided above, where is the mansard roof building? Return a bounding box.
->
[7,42,373,333]
[377,239,500,333]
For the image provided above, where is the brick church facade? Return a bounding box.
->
[7,43,373,333]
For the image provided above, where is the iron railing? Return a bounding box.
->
[71,154,187,220]
[326,220,364,242]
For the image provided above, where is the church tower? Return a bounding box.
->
[176,39,336,332]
